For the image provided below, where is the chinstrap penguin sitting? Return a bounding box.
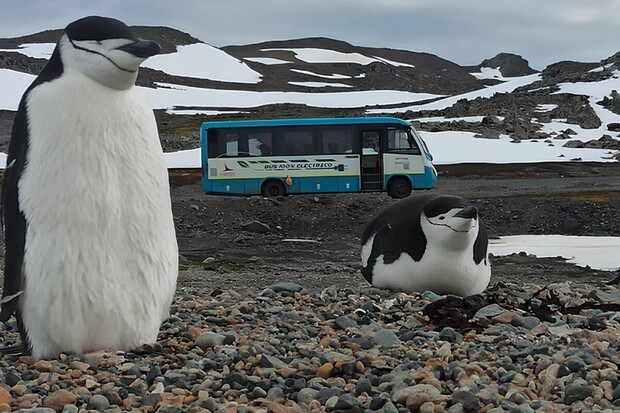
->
[1,16,178,359]
[361,194,490,297]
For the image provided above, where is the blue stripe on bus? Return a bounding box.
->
[203,176,362,195]
[201,117,411,131]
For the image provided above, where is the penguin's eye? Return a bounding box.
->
[439,216,445,220]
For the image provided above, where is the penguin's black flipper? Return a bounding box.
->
[361,224,396,283]
[1,97,29,324]
[0,343,26,358]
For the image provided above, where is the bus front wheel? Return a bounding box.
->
[387,177,412,199]
[261,180,286,197]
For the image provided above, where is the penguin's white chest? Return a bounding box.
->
[368,238,490,297]
[18,72,178,358]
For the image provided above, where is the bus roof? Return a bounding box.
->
[201,117,411,130]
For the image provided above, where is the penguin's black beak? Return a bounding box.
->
[455,206,478,220]
[117,39,161,58]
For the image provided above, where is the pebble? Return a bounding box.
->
[373,328,401,348]
[194,331,226,349]
[0,280,616,412]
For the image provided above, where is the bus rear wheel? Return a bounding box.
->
[387,177,412,199]
[261,180,286,197]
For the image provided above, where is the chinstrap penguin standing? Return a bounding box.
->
[361,194,490,297]
[1,16,178,358]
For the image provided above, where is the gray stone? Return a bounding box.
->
[249,386,267,399]
[318,387,345,404]
[89,394,111,410]
[195,332,226,349]
[19,410,57,413]
[474,304,507,319]
[297,388,320,404]
[421,291,443,302]
[334,394,359,410]
[373,329,401,348]
[266,387,286,401]
[510,316,541,330]
[260,354,288,368]
[447,403,465,413]
[268,282,303,293]
[355,378,373,395]
[564,382,593,404]
[452,389,479,412]
[379,401,400,413]
[61,406,79,413]
[325,395,339,410]
[334,315,358,329]
[564,355,587,372]
[242,220,270,233]
[500,401,535,413]
[589,289,620,303]
[439,327,458,342]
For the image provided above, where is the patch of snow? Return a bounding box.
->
[470,67,504,80]
[145,83,442,110]
[372,56,415,68]
[143,43,262,84]
[164,148,201,168]
[243,57,292,65]
[290,69,351,79]
[489,235,620,271]
[0,69,35,110]
[262,48,411,67]
[165,109,245,115]
[415,116,485,123]
[289,81,352,88]
[373,74,541,113]
[589,63,614,73]
[534,104,558,112]
[421,130,617,164]
[0,43,55,59]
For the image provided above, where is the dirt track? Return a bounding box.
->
[171,162,620,295]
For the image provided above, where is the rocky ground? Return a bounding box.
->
[170,161,620,292]
[0,161,619,413]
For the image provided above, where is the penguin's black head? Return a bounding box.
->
[57,16,161,90]
[422,195,478,234]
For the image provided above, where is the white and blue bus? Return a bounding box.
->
[200,117,436,198]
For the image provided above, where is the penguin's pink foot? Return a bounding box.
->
[81,350,126,367]
[130,342,163,356]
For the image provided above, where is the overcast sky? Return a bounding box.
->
[1,1,619,70]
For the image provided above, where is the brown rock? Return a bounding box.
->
[0,403,11,413]
[69,360,90,372]
[316,362,334,379]
[0,388,10,406]
[34,359,53,372]
[43,389,77,412]
[158,393,184,408]
[491,310,521,324]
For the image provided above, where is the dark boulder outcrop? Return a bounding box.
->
[474,53,538,77]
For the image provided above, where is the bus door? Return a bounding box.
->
[360,130,383,191]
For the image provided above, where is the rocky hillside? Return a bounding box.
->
[1,25,619,157]
[0,27,535,94]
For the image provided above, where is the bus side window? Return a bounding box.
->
[249,132,273,156]
[321,128,353,154]
[362,131,380,154]
[387,129,420,154]
[225,133,239,157]
[207,130,220,158]
[278,129,314,155]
